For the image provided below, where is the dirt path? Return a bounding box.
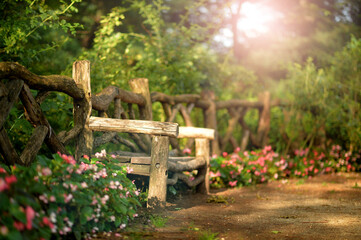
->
[106,172,361,239]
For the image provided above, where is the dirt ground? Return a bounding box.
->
[100,172,361,240]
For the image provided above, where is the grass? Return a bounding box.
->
[198,229,219,240]
[149,215,168,228]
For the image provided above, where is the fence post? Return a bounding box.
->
[256,91,271,147]
[147,135,169,209]
[73,60,93,160]
[195,138,210,194]
[201,89,220,156]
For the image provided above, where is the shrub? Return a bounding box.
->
[0,151,141,239]
[210,145,360,188]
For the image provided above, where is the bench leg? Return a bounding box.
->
[195,138,210,194]
[147,135,169,209]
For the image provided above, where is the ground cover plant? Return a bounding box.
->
[0,151,141,240]
[209,145,361,188]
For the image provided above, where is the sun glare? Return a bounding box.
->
[238,1,281,38]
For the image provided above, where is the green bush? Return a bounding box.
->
[0,152,141,239]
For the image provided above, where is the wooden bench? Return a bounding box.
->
[73,61,215,208]
[89,118,214,208]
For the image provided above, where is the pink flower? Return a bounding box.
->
[126,167,133,174]
[83,155,90,160]
[49,195,56,202]
[228,180,237,187]
[0,168,6,173]
[58,153,76,165]
[41,167,52,176]
[234,147,241,153]
[25,206,35,230]
[64,194,73,203]
[314,168,319,174]
[5,175,17,185]
[0,226,8,235]
[183,148,192,155]
[209,171,221,178]
[81,182,88,188]
[13,221,25,231]
[42,217,54,229]
[0,178,8,192]
[222,152,228,157]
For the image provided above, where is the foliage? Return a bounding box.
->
[0,151,141,239]
[209,145,360,188]
[274,36,361,152]
[0,0,83,69]
[79,0,256,97]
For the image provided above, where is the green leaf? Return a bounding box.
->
[10,205,26,223]
[168,186,177,195]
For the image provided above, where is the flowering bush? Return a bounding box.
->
[0,151,141,240]
[210,145,360,188]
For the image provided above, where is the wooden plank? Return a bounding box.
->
[131,156,197,165]
[0,79,24,129]
[113,163,150,176]
[89,117,179,137]
[147,135,169,209]
[131,156,151,165]
[178,126,215,140]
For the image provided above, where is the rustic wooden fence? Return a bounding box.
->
[0,60,279,207]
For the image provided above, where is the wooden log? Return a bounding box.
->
[161,103,172,120]
[180,104,196,149]
[35,91,51,104]
[240,129,250,152]
[167,172,205,187]
[147,136,169,209]
[91,86,145,111]
[221,108,243,152]
[58,125,83,145]
[0,62,84,99]
[89,117,179,137]
[93,98,123,148]
[168,157,205,172]
[129,78,153,151]
[0,79,24,129]
[229,136,239,149]
[20,125,48,166]
[195,138,210,194]
[201,90,220,155]
[216,99,263,109]
[151,92,201,105]
[0,127,20,165]
[73,60,93,160]
[129,78,153,120]
[256,91,271,147]
[169,103,181,122]
[178,127,215,140]
[111,135,140,153]
[19,84,67,154]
